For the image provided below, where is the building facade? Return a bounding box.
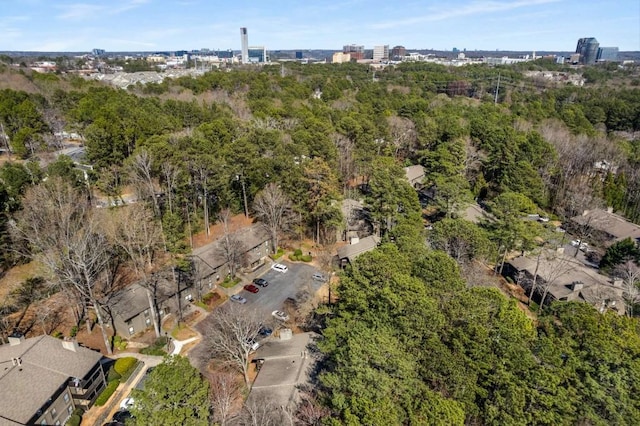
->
[597,47,619,62]
[332,52,351,64]
[576,37,599,65]
[373,45,389,61]
[248,46,267,63]
[343,44,364,61]
[0,335,106,425]
[391,45,406,60]
[240,27,249,63]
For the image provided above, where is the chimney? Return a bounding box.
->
[11,358,17,366]
[613,279,623,287]
[582,209,589,216]
[607,206,614,214]
[572,282,584,292]
[8,332,25,346]
[62,338,80,352]
[556,247,565,254]
[350,236,360,245]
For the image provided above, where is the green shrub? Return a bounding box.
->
[112,335,128,351]
[114,357,137,375]
[72,408,84,417]
[294,248,303,257]
[270,248,285,260]
[65,414,81,426]
[51,331,63,339]
[106,366,121,382]
[301,254,312,262]
[94,380,119,406]
[69,326,78,338]
[140,336,169,356]
[220,277,241,288]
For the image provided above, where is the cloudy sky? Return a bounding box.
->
[1,0,638,52]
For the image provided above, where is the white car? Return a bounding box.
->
[571,240,589,251]
[120,396,134,410]
[271,263,288,273]
[244,339,260,352]
[272,310,290,321]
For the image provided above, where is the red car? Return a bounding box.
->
[243,284,259,293]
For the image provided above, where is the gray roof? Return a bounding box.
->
[337,235,381,263]
[0,335,103,424]
[570,208,640,243]
[461,202,488,224]
[508,251,624,313]
[109,273,177,322]
[191,224,270,273]
[404,165,425,185]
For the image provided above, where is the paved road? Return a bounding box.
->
[235,260,324,318]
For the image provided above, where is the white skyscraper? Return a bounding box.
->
[240,27,249,64]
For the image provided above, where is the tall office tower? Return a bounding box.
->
[343,44,364,60]
[373,45,389,61]
[576,37,599,65]
[390,45,406,60]
[240,27,249,64]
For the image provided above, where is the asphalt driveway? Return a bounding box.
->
[236,260,324,318]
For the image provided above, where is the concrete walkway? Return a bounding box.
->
[171,336,199,355]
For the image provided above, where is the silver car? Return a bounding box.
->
[230,294,247,304]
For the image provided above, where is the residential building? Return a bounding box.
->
[403,165,425,189]
[343,44,364,61]
[240,27,249,64]
[576,37,599,65]
[191,224,271,284]
[337,235,381,266]
[373,45,389,62]
[504,251,624,314]
[569,208,640,246]
[0,334,106,425]
[597,47,619,62]
[339,198,373,242]
[332,52,351,64]
[391,46,405,60]
[109,268,193,337]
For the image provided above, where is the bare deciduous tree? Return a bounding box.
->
[103,204,164,337]
[240,394,294,426]
[127,149,160,216]
[11,178,116,354]
[200,303,262,386]
[218,208,247,278]
[615,261,640,317]
[208,369,242,426]
[295,390,331,426]
[253,183,293,253]
[161,162,181,214]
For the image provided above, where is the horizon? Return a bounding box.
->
[1,0,639,53]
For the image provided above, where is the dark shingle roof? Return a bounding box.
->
[0,335,103,424]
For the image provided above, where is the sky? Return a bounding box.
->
[1,0,638,52]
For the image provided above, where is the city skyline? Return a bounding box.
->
[1,0,638,52]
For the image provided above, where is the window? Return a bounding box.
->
[55,421,60,426]
[41,421,47,425]
[67,406,73,414]
[128,326,135,335]
[143,309,149,318]
[145,318,151,326]
[63,393,69,403]
[51,408,57,417]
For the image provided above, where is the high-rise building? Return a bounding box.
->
[240,27,249,64]
[343,44,364,60]
[597,47,619,62]
[295,51,303,60]
[576,37,599,65]
[390,46,406,60]
[92,48,105,56]
[373,45,389,61]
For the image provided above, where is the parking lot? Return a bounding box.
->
[234,261,325,318]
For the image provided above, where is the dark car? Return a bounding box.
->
[244,284,259,293]
[259,326,273,337]
[253,278,269,287]
[112,410,133,423]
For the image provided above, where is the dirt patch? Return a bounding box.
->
[192,214,255,250]
[172,323,198,340]
[0,261,48,301]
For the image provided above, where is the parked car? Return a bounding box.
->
[312,272,327,282]
[244,339,260,352]
[244,284,259,293]
[272,310,290,321]
[230,294,247,304]
[571,239,589,251]
[253,278,269,287]
[258,326,273,337]
[119,397,134,410]
[112,410,133,423]
[271,263,288,273]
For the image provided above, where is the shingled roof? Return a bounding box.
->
[0,335,103,425]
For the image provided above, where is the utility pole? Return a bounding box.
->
[494,72,501,105]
